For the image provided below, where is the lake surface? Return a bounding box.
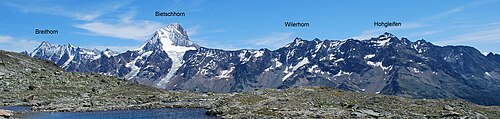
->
[6,107,218,119]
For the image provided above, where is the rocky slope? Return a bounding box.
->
[0,50,218,113]
[206,86,500,118]
[26,23,500,106]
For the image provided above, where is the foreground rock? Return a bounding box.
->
[0,109,13,118]
[206,87,500,118]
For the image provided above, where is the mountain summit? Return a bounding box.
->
[137,23,198,87]
[140,23,198,52]
[26,24,500,105]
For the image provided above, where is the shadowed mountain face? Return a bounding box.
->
[26,24,500,105]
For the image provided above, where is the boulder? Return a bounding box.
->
[444,105,454,111]
[28,85,37,90]
[0,109,13,118]
[205,109,224,116]
[54,71,62,75]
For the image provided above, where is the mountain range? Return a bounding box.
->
[24,23,500,105]
[4,49,499,118]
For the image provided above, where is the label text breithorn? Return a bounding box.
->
[35,29,58,34]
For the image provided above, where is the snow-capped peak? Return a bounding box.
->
[284,37,305,47]
[140,23,198,52]
[485,52,494,56]
[30,41,76,57]
[157,23,195,47]
[30,41,50,56]
[379,32,395,39]
[32,41,54,52]
[39,41,52,48]
[363,32,400,47]
[132,23,199,87]
[101,49,116,58]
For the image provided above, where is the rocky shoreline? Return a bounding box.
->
[3,87,500,118]
[0,91,224,118]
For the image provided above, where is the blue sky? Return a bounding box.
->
[0,0,499,54]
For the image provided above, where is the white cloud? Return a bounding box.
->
[350,1,493,41]
[0,36,10,43]
[0,35,40,52]
[84,45,140,52]
[418,31,440,36]
[435,27,500,45]
[169,0,206,12]
[119,10,136,23]
[76,21,164,41]
[77,12,102,21]
[423,7,463,20]
[186,25,201,36]
[422,0,491,21]
[75,9,166,41]
[406,30,441,38]
[246,32,294,49]
[2,1,130,21]
[211,29,226,33]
